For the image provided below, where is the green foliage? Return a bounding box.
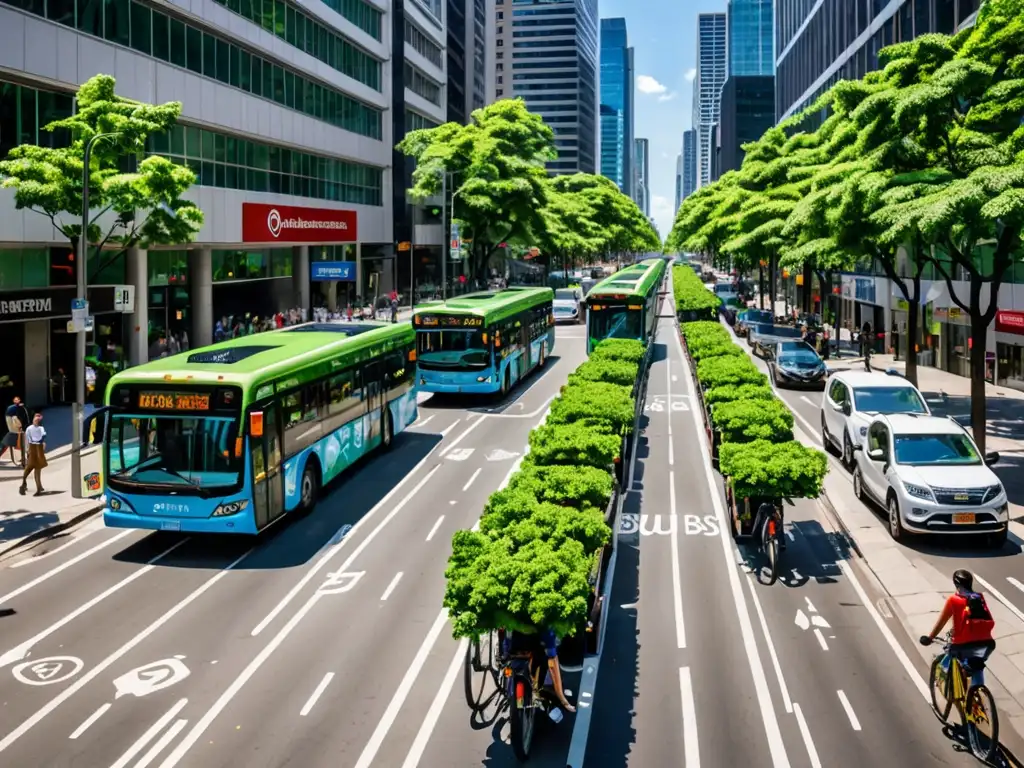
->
[694,355,768,390]
[528,421,621,468]
[590,338,647,365]
[711,398,794,444]
[548,380,635,434]
[568,358,640,387]
[508,464,614,510]
[682,321,743,360]
[719,440,828,500]
[673,265,721,314]
[703,382,776,405]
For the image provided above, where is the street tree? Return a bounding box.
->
[0,74,203,281]
[398,98,556,280]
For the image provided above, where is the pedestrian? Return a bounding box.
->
[168,333,180,355]
[181,331,189,352]
[2,397,23,466]
[861,321,873,372]
[19,412,47,496]
[390,294,398,324]
[891,326,900,362]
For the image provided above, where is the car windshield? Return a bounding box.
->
[745,311,772,323]
[107,415,242,493]
[590,307,643,341]
[554,289,577,300]
[750,323,773,335]
[778,343,820,365]
[853,386,928,415]
[767,326,803,339]
[416,330,491,370]
[893,433,981,466]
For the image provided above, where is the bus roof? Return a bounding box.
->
[106,322,415,397]
[586,259,666,301]
[413,286,553,326]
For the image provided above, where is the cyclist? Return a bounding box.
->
[753,502,786,551]
[503,627,576,713]
[919,569,996,688]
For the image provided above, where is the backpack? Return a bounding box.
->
[963,592,995,633]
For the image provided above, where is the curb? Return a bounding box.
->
[0,503,103,562]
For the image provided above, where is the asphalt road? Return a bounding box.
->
[580,306,990,767]
[0,326,588,768]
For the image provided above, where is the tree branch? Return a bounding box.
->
[930,257,972,314]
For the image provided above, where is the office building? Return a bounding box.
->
[682,128,699,201]
[693,12,727,188]
[599,17,633,195]
[634,138,650,216]
[493,0,599,174]
[446,0,490,125]
[718,75,775,174]
[728,0,774,77]
[775,0,981,122]
[675,153,684,215]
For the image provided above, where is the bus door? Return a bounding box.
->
[250,403,284,529]
[363,360,383,445]
[519,321,531,378]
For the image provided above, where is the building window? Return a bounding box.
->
[405,109,439,132]
[4,0,383,138]
[0,248,50,290]
[147,250,190,286]
[403,63,442,105]
[211,247,293,282]
[315,0,382,40]
[496,88,503,97]
[404,19,443,68]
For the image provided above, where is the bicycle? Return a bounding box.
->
[924,632,1000,762]
[463,629,505,710]
[753,502,784,586]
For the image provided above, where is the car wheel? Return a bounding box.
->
[853,466,866,501]
[842,431,855,469]
[300,462,320,514]
[821,414,835,455]
[888,495,905,542]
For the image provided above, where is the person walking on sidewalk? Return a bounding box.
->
[861,321,873,372]
[19,412,48,497]
[4,396,29,467]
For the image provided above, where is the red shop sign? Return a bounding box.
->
[241,203,357,243]
[996,310,1024,336]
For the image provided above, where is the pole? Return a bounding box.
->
[441,171,448,300]
[409,210,415,311]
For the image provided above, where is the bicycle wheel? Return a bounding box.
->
[928,656,953,722]
[966,684,999,763]
[508,676,536,761]
[464,638,482,710]
[761,516,780,586]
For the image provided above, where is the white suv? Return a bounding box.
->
[852,414,1007,547]
[820,371,931,468]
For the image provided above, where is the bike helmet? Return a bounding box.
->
[953,569,974,591]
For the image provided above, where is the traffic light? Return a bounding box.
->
[423,205,443,223]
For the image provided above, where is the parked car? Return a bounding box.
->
[720,297,744,325]
[736,309,773,338]
[821,370,931,468]
[553,287,583,324]
[751,325,803,357]
[767,341,828,389]
[852,414,1007,546]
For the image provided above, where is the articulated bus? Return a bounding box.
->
[83,323,418,534]
[413,287,555,395]
[585,258,668,353]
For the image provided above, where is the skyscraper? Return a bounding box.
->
[693,12,727,188]
[447,0,491,126]
[634,138,650,216]
[675,153,684,215]
[599,18,634,194]
[727,0,774,76]
[682,129,698,201]
[493,0,599,174]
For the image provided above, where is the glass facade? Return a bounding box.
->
[0,80,73,158]
[0,248,49,290]
[405,109,440,132]
[317,0,382,40]
[599,17,632,193]
[2,0,383,138]
[212,248,293,282]
[404,62,443,105]
[694,13,727,187]
[728,0,774,76]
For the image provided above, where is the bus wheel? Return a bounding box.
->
[299,462,320,513]
[538,345,546,369]
[501,370,510,397]
[381,407,394,450]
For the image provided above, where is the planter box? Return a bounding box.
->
[677,307,718,323]
[724,481,781,540]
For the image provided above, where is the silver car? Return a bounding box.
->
[553,288,583,324]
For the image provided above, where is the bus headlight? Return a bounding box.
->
[109,497,122,511]
[477,376,491,382]
[212,500,250,517]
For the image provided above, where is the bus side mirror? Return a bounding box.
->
[249,411,264,438]
[81,407,111,446]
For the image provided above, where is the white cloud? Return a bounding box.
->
[636,75,668,95]
[658,92,677,102]
[652,195,674,215]
[684,68,697,82]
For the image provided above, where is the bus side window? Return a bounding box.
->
[385,352,408,386]
[283,392,302,429]
[329,371,354,415]
[300,385,318,424]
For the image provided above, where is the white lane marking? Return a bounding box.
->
[980,576,1024,625]
[439,419,461,438]
[380,572,403,601]
[837,561,929,701]
[425,516,445,542]
[836,690,862,731]
[10,526,102,568]
[792,703,823,768]
[679,667,700,768]
[0,550,251,754]
[0,538,190,667]
[69,703,111,739]
[805,597,817,612]
[251,445,449,637]
[299,673,335,716]
[746,577,793,714]
[675,328,791,768]
[800,395,817,407]
[133,719,188,768]
[353,610,450,768]
[669,471,686,649]
[110,698,189,768]
[0,530,135,604]
[813,628,829,651]
[666,347,674,467]
[440,414,487,455]
[1006,576,1024,596]
[445,448,475,462]
[462,468,483,492]
[400,637,469,768]
[786,531,795,542]
[413,414,435,429]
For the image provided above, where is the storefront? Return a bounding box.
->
[310,256,357,310]
[840,275,888,352]
[931,306,993,380]
[995,309,1024,391]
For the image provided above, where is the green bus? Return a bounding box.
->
[413,287,555,395]
[85,322,418,534]
[584,258,668,353]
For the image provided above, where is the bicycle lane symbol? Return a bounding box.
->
[12,656,85,686]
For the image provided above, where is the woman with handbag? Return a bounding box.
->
[19,412,48,497]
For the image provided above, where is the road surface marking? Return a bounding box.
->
[425,516,445,541]
[746,577,793,714]
[439,419,461,438]
[805,597,817,612]
[800,396,817,407]
[679,667,700,767]
[837,690,862,731]
[69,703,110,739]
[0,538,190,668]
[813,629,829,651]
[0,529,135,604]
[670,471,686,649]
[0,550,251,754]
[413,414,435,429]
[666,351,674,466]
[440,413,487,455]
[462,468,482,491]
[251,452,447,636]
[110,698,189,768]
[445,448,474,462]
[978,576,1024,624]
[299,673,335,716]
[793,703,822,768]
[380,572,403,601]
[10,526,101,568]
[401,637,468,768]
[675,326,792,768]
[134,719,188,768]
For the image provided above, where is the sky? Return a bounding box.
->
[599,0,725,237]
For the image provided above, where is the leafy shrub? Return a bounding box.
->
[711,398,794,443]
[590,338,646,365]
[568,358,640,388]
[673,265,720,313]
[509,464,614,510]
[689,339,744,361]
[704,382,776,405]
[528,421,621,468]
[695,355,768,389]
[681,321,729,343]
[549,380,635,434]
[719,439,828,500]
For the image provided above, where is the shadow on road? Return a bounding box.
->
[0,511,60,543]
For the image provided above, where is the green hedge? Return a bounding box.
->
[695,355,768,389]
[443,338,639,639]
[673,264,721,313]
[719,440,828,500]
[704,382,776,405]
[710,399,794,444]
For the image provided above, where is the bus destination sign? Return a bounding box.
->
[139,391,212,411]
[421,315,484,328]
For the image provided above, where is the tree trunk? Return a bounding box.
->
[904,270,921,388]
[969,276,988,456]
[802,262,812,313]
[758,263,765,310]
[768,253,776,313]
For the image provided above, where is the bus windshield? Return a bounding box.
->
[416,329,492,371]
[106,414,243,494]
[590,307,643,341]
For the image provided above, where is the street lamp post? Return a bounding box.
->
[71,131,121,498]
